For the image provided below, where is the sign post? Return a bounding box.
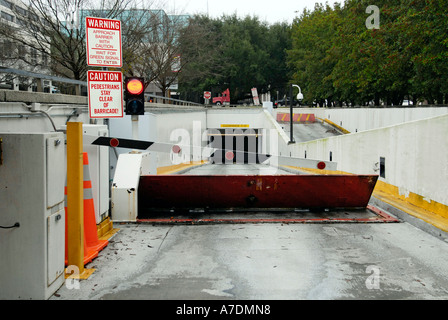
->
[204,91,211,105]
[251,88,260,106]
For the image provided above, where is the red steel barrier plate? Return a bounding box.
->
[138,175,378,211]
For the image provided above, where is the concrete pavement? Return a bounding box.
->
[51,211,448,300]
[51,163,448,300]
[280,120,342,143]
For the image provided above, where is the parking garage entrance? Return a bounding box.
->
[207,128,261,164]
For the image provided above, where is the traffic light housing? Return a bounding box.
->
[124,77,145,115]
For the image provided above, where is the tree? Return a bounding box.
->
[177,15,228,102]
[178,14,292,103]
[288,3,342,107]
[264,22,293,98]
[402,0,448,104]
[0,0,164,83]
[139,13,190,97]
[287,0,448,107]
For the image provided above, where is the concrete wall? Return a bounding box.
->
[0,89,87,105]
[108,113,158,177]
[265,108,448,227]
[207,109,267,129]
[0,102,94,132]
[154,110,207,168]
[276,106,448,133]
[282,114,448,209]
[146,108,271,169]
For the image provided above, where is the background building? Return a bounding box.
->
[0,0,54,92]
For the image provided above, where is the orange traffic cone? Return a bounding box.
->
[65,186,98,266]
[82,152,108,255]
[64,152,108,266]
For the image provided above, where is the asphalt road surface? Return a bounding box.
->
[281,121,342,143]
[52,217,448,300]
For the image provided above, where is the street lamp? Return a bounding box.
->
[289,84,303,144]
[293,84,304,103]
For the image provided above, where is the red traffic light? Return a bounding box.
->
[126,79,144,95]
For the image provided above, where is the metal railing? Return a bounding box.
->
[0,66,86,92]
[1,67,205,107]
[145,93,204,107]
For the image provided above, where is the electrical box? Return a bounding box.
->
[0,132,65,299]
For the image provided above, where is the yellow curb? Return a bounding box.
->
[373,180,448,233]
[157,161,207,175]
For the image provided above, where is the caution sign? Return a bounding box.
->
[88,71,124,119]
[86,17,122,67]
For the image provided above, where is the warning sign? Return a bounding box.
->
[86,17,122,67]
[88,71,124,118]
[251,87,260,106]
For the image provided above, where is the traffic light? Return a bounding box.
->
[124,77,145,115]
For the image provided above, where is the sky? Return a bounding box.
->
[166,0,341,24]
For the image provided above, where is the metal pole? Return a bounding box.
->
[289,84,295,144]
[66,122,84,274]
[132,115,139,141]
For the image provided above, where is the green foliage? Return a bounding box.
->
[178,15,292,103]
[287,0,448,106]
[288,3,342,106]
[180,1,447,106]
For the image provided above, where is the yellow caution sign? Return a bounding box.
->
[221,124,250,128]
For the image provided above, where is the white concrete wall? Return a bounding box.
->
[207,109,281,158]
[109,109,270,170]
[277,107,448,133]
[0,102,93,132]
[285,114,448,207]
[109,113,158,176]
[207,109,267,129]
[109,111,208,173]
[154,111,207,168]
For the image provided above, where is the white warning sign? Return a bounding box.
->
[86,17,122,67]
[88,70,124,119]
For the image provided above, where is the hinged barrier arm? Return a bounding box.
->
[84,135,338,171]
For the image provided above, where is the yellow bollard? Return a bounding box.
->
[66,122,94,280]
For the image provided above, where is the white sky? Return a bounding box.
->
[166,0,341,24]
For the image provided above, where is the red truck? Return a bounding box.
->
[213,88,230,106]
